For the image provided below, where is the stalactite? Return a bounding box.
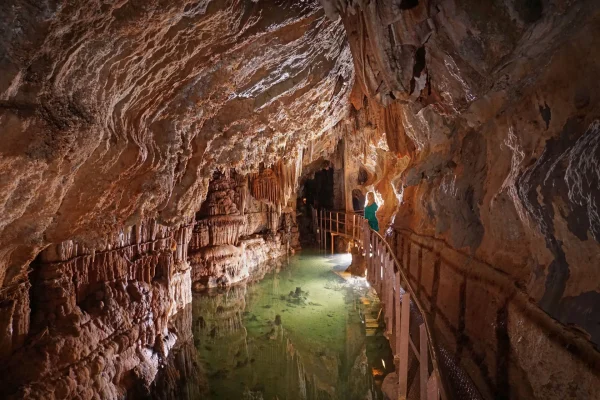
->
[0,280,30,360]
[34,218,194,320]
[235,174,248,216]
[248,150,303,209]
[189,168,300,289]
[1,216,196,398]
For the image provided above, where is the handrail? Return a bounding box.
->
[391,226,600,380]
[370,228,451,400]
[314,208,453,400]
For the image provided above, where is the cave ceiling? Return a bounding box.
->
[0,0,353,279]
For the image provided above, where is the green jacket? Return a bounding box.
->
[364,203,379,231]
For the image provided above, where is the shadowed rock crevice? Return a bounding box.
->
[321,0,600,398]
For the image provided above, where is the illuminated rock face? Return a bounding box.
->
[0,220,194,398]
[189,170,299,289]
[0,0,352,290]
[1,0,600,398]
[322,0,600,399]
[0,1,351,397]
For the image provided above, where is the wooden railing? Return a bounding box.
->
[314,208,450,400]
[311,208,363,252]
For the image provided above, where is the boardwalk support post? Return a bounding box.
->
[313,211,450,400]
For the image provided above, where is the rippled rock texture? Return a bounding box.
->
[189,169,300,288]
[0,0,352,290]
[322,0,600,399]
[2,0,600,398]
[0,1,352,397]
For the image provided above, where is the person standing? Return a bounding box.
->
[364,192,379,231]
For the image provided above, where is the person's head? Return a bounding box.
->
[367,192,376,204]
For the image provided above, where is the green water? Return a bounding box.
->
[189,251,393,400]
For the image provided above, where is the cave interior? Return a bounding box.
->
[0,0,600,399]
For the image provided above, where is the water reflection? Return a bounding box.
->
[146,304,207,400]
[153,252,393,400]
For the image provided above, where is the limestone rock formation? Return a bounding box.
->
[189,170,298,289]
[0,0,352,292]
[0,220,194,398]
[0,0,352,397]
[321,0,600,398]
[1,0,600,399]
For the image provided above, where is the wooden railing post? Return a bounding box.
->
[398,292,411,400]
[331,232,334,254]
[374,239,379,288]
[369,229,373,285]
[395,270,401,365]
[363,225,373,284]
[386,256,394,335]
[376,235,381,290]
[381,248,385,294]
[320,212,451,400]
[380,244,384,292]
[374,238,378,287]
[320,209,323,250]
[427,373,439,400]
[365,221,371,282]
[381,250,387,321]
[378,241,383,292]
[420,323,429,400]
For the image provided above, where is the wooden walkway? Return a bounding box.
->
[312,208,451,400]
[311,209,362,253]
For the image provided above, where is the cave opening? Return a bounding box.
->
[301,166,335,211]
[296,165,336,247]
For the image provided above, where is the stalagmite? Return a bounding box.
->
[188,171,299,289]
[0,0,598,398]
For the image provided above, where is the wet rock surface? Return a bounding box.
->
[0,1,351,397]
[1,0,600,399]
[321,0,600,398]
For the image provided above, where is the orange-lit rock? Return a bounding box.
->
[323,0,600,398]
[0,1,351,397]
[1,0,600,398]
[0,0,352,290]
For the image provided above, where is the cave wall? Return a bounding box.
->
[323,0,600,398]
[0,0,352,311]
[0,163,302,398]
[1,0,599,398]
[0,220,194,398]
[333,100,408,230]
[0,1,354,397]
[189,165,301,289]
